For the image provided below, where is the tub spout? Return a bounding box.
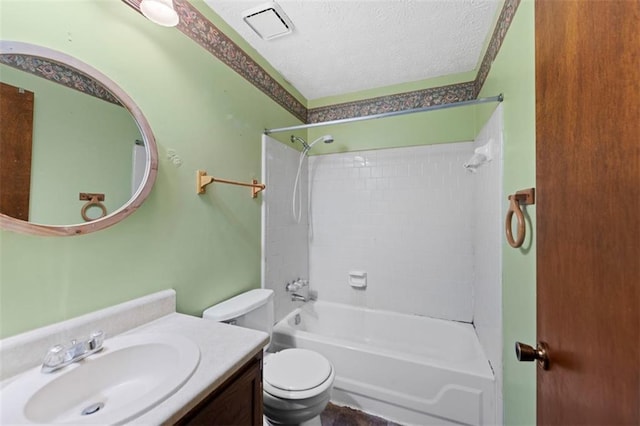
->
[290,293,308,302]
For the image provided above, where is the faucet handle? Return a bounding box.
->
[88,330,105,350]
[42,344,66,370]
[286,281,301,292]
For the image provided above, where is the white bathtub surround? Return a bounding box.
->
[272,301,496,426]
[309,142,475,322]
[0,290,268,424]
[470,105,504,424]
[262,135,310,322]
[262,113,504,423]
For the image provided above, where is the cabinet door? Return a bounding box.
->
[179,354,263,426]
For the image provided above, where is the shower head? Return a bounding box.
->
[307,134,334,150]
[290,134,334,152]
[320,135,335,144]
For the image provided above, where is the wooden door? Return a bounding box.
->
[0,81,34,221]
[535,0,639,423]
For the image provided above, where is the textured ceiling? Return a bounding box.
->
[203,0,501,101]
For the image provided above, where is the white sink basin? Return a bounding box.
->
[0,333,200,425]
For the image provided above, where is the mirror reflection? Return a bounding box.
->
[0,60,145,225]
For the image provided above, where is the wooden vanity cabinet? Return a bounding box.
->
[177,352,263,426]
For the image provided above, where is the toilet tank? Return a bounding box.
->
[202,289,274,337]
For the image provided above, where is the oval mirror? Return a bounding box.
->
[0,41,158,236]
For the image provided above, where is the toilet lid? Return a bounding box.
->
[264,349,332,395]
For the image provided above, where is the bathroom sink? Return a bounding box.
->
[0,332,200,425]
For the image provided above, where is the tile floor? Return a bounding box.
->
[320,403,401,426]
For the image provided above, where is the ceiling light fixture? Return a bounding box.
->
[242,2,294,40]
[140,0,179,27]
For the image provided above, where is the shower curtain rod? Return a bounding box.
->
[264,94,503,134]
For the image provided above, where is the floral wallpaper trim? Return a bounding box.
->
[474,0,521,96]
[307,82,476,123]
[307,0,521,122]
[0,54,122,106]
[172,0,307,123]
[122,0,519,124]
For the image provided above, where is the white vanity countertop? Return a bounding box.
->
[0,290,268,425]
[130,312,268,425]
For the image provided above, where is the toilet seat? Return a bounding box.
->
[264,348,334,400]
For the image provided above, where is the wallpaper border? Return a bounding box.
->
[128,0,521,123]
[0,54,122,106]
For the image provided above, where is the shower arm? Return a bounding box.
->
[291,135,310,151]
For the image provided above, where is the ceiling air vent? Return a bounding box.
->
[242,2,294,40]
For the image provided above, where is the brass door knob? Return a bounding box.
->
[515,341,550,370]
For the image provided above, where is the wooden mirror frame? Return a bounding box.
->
[0,41,158,236]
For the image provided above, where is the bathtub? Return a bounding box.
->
[271,301,496,426]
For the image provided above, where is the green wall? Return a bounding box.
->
[0,0,303,337]
[303,69,481,154]
[306,105,478,155]
[479,1,536,424]
[1,64,139,224]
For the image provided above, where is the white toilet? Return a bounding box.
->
[202,289,334,425]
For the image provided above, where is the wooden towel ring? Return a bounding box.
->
[79,193,107,222]
[505,188,535,248]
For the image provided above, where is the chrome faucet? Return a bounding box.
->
[41,330,105,373]
[286,278,309,302]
